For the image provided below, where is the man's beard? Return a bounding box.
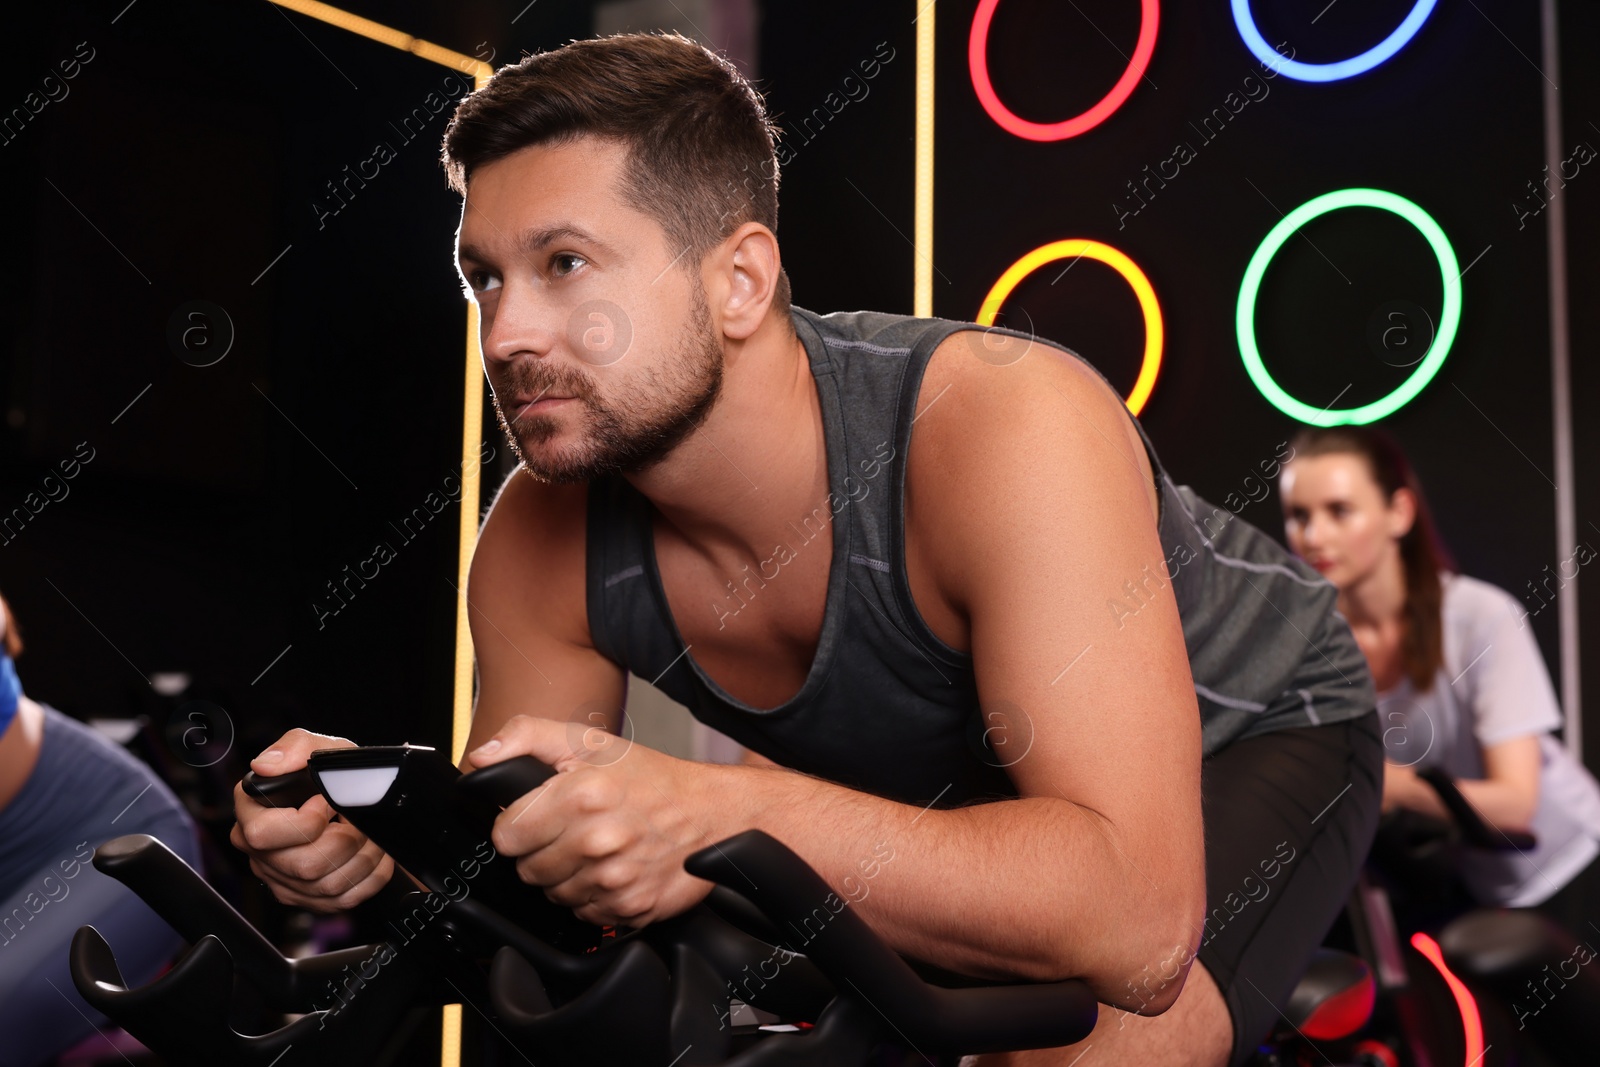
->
[493,289,724,484]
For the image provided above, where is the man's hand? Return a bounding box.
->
[230,728,395,912]
[465,715,716,927]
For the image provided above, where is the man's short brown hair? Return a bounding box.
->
[442,32,790,313]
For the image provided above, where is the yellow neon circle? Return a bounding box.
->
[977,240,1164,415]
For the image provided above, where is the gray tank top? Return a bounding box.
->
[585,308,1375,808]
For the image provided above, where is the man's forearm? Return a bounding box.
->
[686,761,1200,1009]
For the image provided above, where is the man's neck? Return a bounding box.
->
[624,315,827,565]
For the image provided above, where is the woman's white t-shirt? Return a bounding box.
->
[1377,572,1600,906]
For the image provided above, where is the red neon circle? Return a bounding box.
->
[969,0,1160,142]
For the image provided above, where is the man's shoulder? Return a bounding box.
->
[793,306,990,353]
[795,306,1108,408]
[918,322,1133,440]
[488,466,589,525]
[903,322,1156,537]
[469,468,593,647]
[475,470,590,576]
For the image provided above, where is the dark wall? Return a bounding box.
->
[760,0,918,315]
[935,0,1547,565]
[0,0,588,765]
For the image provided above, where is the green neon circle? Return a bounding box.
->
[1236,188,1461,425]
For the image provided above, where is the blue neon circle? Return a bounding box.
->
[1232,0,1437,83]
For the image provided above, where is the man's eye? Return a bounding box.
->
[467,270,502,293]
[551,253,586,277]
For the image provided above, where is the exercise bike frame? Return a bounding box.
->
[73,744,1100,1067]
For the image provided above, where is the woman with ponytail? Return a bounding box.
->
[1277,426,1600,920]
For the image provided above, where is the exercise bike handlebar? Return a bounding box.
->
[686,828,1098,1054]
[75,747,1100,1065]
[242,748,560,810]
[1416,767,1538,852]
[86,833,386,1012]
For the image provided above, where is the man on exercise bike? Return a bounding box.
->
[231,32,1383,1067]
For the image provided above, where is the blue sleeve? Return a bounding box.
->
[0,652,20,736]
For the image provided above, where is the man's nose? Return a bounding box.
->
[482,288,562,366]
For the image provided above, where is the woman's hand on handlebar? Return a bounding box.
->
[1381,761,1416,814]
[229,728,396,913]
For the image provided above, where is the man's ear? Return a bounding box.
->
[714,223,781,341]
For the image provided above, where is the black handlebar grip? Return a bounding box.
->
[243,767,320,810]
[1499,828,1539,851]
[458,756,558,810]
[685,830,1099,1053]
[93,834,299,1004]
[1417,767,1539,852]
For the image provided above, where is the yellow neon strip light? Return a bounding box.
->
[977,240,1164,415]
[439,1004,462,1067]
[445,68,489,1067]
[452,303,485,766]
[264,6,491,1066]
[914,3,935,317]
[266,0,491,81]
